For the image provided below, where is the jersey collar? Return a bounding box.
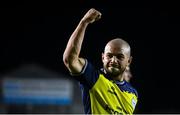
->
[100,68,126,85]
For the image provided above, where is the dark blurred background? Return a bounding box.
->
[0,0,180,114]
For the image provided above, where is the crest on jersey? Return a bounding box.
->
[131,97,136,109]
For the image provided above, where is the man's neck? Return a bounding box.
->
[102,68,124,81]
[111,75,124,81]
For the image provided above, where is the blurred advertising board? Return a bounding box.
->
[2,78,73,105]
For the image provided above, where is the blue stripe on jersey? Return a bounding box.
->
[116,81,138,98]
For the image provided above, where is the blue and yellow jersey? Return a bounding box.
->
[72,59,138,114]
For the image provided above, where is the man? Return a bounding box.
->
[63,8,138,114]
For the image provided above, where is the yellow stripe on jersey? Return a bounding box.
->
[89,74,138,114]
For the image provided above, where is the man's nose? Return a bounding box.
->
[111,56,118,63]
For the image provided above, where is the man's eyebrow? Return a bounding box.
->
[117,53,124,56]
[106,52,124,56]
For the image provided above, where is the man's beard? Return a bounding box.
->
[105,66,124,78]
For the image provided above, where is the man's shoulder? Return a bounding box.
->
[122,81,138,98]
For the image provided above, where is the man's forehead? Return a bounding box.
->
[104,45,127,53]
[104,49,124,54]
[104,44,131,57]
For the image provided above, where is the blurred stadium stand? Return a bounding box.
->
[0,64,83,113]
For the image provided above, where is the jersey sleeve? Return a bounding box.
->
[70,59,99,88]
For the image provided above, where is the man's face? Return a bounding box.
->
[102,44,131,77]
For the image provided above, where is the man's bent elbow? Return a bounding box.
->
[63,54,70,67]
[63,53,76,68]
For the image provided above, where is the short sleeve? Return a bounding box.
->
[70,59,99,88]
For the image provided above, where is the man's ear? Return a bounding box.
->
[102,52,104,62]
[128,56,133,66]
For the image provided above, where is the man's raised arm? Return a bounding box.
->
[63,8,101,74]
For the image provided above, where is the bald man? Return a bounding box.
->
[63,8,138,114]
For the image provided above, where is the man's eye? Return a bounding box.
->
[107,54,113,58]
[117,55,121,59]
[117,55,124,59]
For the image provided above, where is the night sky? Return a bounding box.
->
[1,0,180,113]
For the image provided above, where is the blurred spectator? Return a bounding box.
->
[123,66,133,82]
